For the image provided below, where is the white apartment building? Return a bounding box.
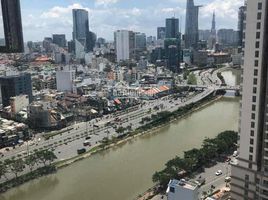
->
[114,30,135,62]
[166,179,199,200]
[56,69,76,93]
[231,0,268,199]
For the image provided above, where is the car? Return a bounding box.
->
[225,176,231,182]
[215,170,223,176]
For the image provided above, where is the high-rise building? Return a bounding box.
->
[165,18,179,39]
[86,31,96,52]
[198,30,211,41]
[147,36,156,46]
[0,0,24,53]
[217,29,238,46]
[157,27,166,40]
[238,6,246,47]
[56,69,76,93]
[72,9,89,58]
[52,34,66,48]
[135,32,146,50]
[0,73,32,107]
[231,1,268,199]
[185,0,200,49]
[164,38,181,73]
[114,30,135,62]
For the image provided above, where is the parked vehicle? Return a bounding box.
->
[77,148,86,154]
[215,170,223,176]
[83,140,91,146]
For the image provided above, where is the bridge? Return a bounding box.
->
[177,84,241,91]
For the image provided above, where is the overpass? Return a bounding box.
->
[177,84,241,91]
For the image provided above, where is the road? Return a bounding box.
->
[0,87,215,163]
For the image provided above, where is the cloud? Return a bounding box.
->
[199,0,243,29]
[95,0,119,7]
[20,0,244,42]
[41,3,88,19]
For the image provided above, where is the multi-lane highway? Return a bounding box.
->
[0,87,215,163]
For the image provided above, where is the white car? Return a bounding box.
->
[215,170,223,176]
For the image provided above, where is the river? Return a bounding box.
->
[0,70,241,200]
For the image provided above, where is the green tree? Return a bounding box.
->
[187,73,197,85]
[116,127,126,134]
[36,150,57,166]
[0,161,8,181]
[6,158,25,179]
[25,154,38,172]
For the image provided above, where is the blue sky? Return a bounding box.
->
[0,0,244,42]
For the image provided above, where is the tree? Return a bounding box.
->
[187,73,197,85]
[0,161,8,181]
[36,150,57,166]
[25,154,38,172]
[116,127,126,134]
[6,158,24,179]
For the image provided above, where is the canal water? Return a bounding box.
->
[0,69,241,200]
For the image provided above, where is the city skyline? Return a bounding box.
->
[0,0,243,42]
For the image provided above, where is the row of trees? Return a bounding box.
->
[0,150,57,182]
[152,131,238,189]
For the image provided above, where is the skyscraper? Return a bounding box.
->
[114,30,135,62]
[165,18,179,39]
[157,27,166,40]
[185,0,200,49]
[86,31,96,52]
[135,32,146,50]
[231,1,268,199]
[52,34,66,48]
[0,0,24,53]
[72,9,89,58]
[238,6,246,47]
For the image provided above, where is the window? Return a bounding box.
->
[250,139,254,145]
[252,105,256,111]
[253,87,257,94]
[258,3,262,10]
[255,51,259,58]
[250,146,254,153]
[257,22,261,30]
[249,155,253,161]
[245,175,249,180]
[256,41,260,48]
[251,121,255,128]
[254,78,258,85]
[170,187,175,193]
[257,12,262,20]
[253,96,256,103]
[255,60,259,67]
[249,163,252,169]
[251,130,254,137]
[256,32,261,39]
[252,113,256,119]
[254,69,258,76]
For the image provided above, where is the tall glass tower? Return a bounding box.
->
[0,0,24,53]
[184,0,200,49]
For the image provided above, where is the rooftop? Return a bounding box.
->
[168,179,198,191]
